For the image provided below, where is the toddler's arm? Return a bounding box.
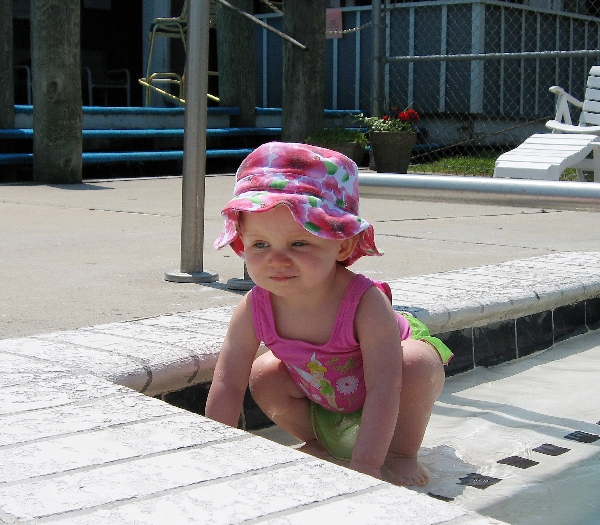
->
[350,287,403,477]
[205,293,260,428]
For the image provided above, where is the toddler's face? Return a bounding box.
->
[238,206,355,296]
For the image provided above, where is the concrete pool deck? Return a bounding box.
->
[1,174,599,523]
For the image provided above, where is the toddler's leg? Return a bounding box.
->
[384,339,445,487]
[249,351,316,443]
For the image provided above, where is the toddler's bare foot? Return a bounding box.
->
[383,454,430,486]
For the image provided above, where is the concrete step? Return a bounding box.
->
[0,126,282,165]
[13,104,240,130]
[0,127,282,140]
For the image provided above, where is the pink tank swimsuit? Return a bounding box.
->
[251,273,412,413]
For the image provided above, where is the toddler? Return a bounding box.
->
[206,142,452,486]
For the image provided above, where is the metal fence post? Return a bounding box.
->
[165,0,219,283]
[371,0,382,118]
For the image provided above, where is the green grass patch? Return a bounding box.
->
[410,152,497,177]
[559,168,594,181]
[409,152,593,181]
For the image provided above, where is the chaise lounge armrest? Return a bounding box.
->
[545,119,600,134]
[548,85,584,108]
[546,84,600,134]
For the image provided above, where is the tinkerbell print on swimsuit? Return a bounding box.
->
[289,352,361,412]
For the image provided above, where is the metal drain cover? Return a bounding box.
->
[497,456,539,469]
[564,431,600,443]
[458,473,501,489]
[533,443,570,456]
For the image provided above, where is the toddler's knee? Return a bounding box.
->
[248,353,270,397]
[402,340,446,391]
[248,352,287,400]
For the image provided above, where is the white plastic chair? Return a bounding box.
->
[494,65,600,182]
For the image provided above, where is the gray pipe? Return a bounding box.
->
[358,173,600,211]
[387,49,600,64]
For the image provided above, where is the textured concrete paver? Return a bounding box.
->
[0,369,495,524]
[0,394,181,447]
[0,436,300,519]
[389,252,600,332]
[1,414,242,484]
[261,485,497,525]
[0,308,232,396]
[0,370,131,415]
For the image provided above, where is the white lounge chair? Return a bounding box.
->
[494,65,600,182]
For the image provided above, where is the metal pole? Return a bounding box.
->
[217,0,306,50]
[370,0,382,118]
[368,1,382,170]
[165,0,218,283]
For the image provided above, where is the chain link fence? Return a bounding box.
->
[381,0,600,176]
[256,2,600,177]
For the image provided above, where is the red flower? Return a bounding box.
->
[397,111,410,122]
[405,109,420,123]
[359,107,420,132]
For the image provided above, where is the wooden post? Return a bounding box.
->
[31,0,82,183]
[0,0,14,129]
[216,0,256,128]
[281,0,326,142]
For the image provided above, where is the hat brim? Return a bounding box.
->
[213,190,381,266]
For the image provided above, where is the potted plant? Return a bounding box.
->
[358,107,420,173]
[304,126,368,164]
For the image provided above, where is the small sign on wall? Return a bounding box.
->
[326,8,343,39]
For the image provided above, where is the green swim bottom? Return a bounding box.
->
[400,312,454,365]
[310,314,452,460]
[310,403,362,461]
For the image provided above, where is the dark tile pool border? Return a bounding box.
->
[439,297,600,377]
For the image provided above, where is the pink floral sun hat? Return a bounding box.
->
[214,141,381,266]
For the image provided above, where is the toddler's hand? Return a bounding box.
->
[348,460,382,480]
